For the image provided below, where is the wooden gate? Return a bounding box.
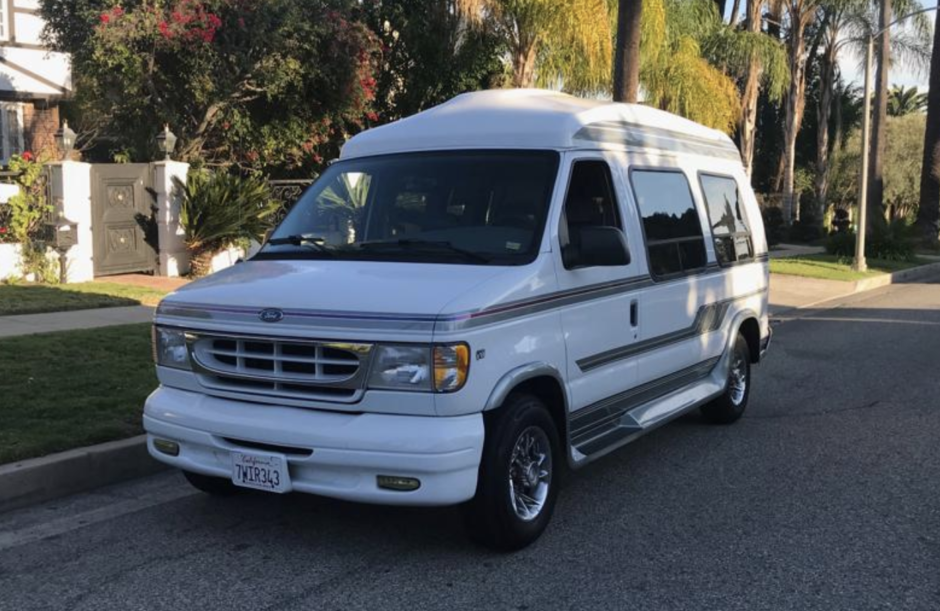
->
[91,164,156,276]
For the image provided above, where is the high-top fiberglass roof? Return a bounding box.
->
[341,89,740,162]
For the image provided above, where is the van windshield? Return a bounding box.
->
[256,150,559,265]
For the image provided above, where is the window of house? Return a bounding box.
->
[699,173,754,265]
[561,160,623,269]
[0,103,24,164]
[629,169,707,278]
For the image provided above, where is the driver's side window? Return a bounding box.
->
[561,160,623,270]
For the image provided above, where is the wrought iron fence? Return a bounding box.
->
[268,179,314,224]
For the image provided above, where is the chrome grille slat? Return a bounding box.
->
[187,333,372,404]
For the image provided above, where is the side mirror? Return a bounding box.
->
[562,226,631,269]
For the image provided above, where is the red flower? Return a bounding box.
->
[313,154,324,164]
[222,121,230,130]
[112,6,124,17]
[0,227,7,234]
[100,13,110,23]
[366,112,379,122]
[21,151,33,161]
[158,21,172,38]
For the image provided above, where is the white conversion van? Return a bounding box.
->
[146,90,771,550]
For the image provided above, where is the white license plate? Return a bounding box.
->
[231,452,291,493]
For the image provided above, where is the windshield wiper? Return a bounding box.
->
[358,239,492,263]
[266,234,334,256]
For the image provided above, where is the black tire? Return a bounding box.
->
[463,393,561,551]
[701,333,751,425]
[183,470,241,496]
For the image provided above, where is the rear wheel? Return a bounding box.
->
[183,470,241,496]
[463,393,561,551]
[701,333,751,424]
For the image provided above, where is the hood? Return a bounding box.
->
[156,257,559,339]
[164,259,510,316]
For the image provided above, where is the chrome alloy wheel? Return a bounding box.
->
[729,350,747,406]
[508,426,552,522]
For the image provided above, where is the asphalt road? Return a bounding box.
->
[2,278,939,611]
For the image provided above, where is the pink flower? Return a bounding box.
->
[100,13,110,23]
[112,6,124,17]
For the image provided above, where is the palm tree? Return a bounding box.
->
[458,0,613,93]
[813,0,929,223]
[918,7,940,243]
[738,0,790,175]
[780,0,823,224]
[613,0,643,102]
[866,0,931,223]
[887,84,927,115]
[639,0,786,133]
[868,0,892,226]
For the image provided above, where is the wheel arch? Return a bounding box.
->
[732,311,761,364]
[484,362,569,446]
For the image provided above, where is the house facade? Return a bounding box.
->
[0,0,70,162]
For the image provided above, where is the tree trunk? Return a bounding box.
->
[917,6,940,244]
[867,0,890,227]
[511,44,538,88]
[815,35,838,224]
[189,247,215,278]
[729,0,742,26]
[782,13,807,224]
[738,0,763,176]
[613,0,643,103]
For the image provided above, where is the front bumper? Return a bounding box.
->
[144,386,484,506]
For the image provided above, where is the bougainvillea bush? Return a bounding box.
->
[40,0,380,175]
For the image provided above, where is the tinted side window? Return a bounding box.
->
[630,170,707,277]
[699,174,753,265]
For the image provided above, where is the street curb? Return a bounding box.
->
[775,260,940,317]
[0,435,167,515]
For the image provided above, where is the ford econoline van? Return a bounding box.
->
[146,89,771,550]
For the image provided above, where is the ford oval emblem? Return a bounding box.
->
[259,308,284,323]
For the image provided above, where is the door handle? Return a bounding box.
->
[630,299,638,327]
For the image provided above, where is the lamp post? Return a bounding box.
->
[855,5,938,271]
[53,120,76,161]
[156,124,177,160]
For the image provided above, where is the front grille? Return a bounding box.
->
[190,334,372,403]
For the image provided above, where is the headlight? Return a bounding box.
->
[152,326,191,370]
[368,345,432,391]
[367,343,470,393]
[433,343,470,392]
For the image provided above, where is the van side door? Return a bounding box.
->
[552,154,643,450]
[627,166,716,386]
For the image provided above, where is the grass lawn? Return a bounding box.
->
[770,254,929,282]
[0,323,156,464]
[0,282,169,316]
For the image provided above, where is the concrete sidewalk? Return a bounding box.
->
[0,306,154,338]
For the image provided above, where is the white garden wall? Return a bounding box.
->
[0,243,21,280]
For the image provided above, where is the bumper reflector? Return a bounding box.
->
[377,475,421,491]
[153,438,180,457]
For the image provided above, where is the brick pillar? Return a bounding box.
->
[152,160,190,277]
[23,102,60,159]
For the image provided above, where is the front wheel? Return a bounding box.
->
[701,333,751,424]
[463,393,561,551]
